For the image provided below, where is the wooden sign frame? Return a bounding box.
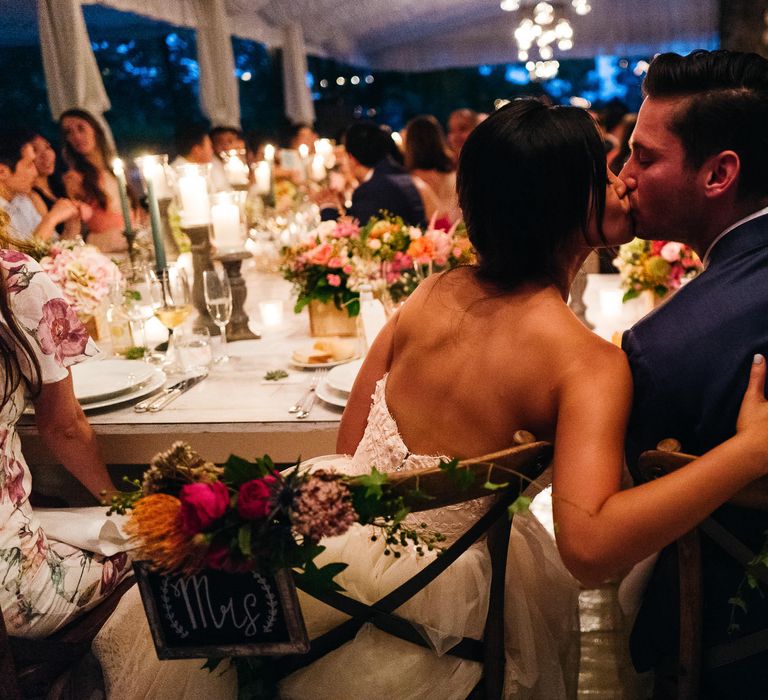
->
[134,562,309,659]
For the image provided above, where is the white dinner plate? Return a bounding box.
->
[325,359,364,395]
[290,343,360,369]
[315,378,348,409]
[72,359,156,403]
[24,369,167,415]
[80,369,166,411]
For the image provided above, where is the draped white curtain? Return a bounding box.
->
[37,0,114,144]
[281,22,316,126]
[193,0,241,128]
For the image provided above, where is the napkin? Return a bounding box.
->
[35,507,136,556]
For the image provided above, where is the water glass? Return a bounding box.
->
[203,269,233,363]
[176,328,213,375]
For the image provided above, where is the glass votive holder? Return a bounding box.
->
[177,328,213,375]
[259,299,284,327]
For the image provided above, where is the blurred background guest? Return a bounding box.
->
[404,115,461,227]
[317,121,425,226]
[0,129,81,242]
[208,125,244,191]
[171,123,214,169]
[60,109,132,253]
[285,122,318,152]
[446,108,480,162]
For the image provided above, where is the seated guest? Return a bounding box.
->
[404,115,461,226]
[171,123,214,169]
[446,108,480,162]
[0,240,131,638]
[318,122,425,226]
[285,122,318,152]
[0,129,81,242]
[60,109,134,254]
[209,125,245,191]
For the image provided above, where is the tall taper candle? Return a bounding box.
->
[141,160,167,270]
[111,158,133,237]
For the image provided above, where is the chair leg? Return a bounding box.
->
[676,529,702,700]
[483,517,512,700]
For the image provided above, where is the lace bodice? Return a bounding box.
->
[349,375,492,544]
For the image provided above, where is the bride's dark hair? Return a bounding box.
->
[457,98,607,290]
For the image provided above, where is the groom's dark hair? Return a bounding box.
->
[457,98,607,291]
[644,50,768,199]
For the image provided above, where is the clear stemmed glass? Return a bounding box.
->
[124,262,155,358]
[203,269,233,363]
[149,265,192,370]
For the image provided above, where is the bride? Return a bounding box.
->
[93,100,768,699]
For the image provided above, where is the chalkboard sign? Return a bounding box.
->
[134,562,309,659]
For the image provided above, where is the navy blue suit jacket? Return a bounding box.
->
[322,157,425,226]
[623,212,768,688]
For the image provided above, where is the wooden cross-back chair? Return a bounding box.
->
[636,439,768,700]
[0,575,135,699]
[278,431,553,700]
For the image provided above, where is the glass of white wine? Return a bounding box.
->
[203,269,233,363]
[149,265,192,370]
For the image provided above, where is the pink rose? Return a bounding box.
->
[179,481,230,535]
[342,264,353,275]
[327,256,344,269]
[237,475,278,520]
[326,273,342,287]
[36,298,89,363]
[660,242,683,262]
[204,540,230,570]
[309,242,333,266]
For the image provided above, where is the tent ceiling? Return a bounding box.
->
[5,0,719,70]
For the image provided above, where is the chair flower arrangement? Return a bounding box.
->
[613,238,703,303]
[280,212,474,320]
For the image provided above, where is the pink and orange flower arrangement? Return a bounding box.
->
[36,239,121,318]
[109,442,443,591]
[613,238,703,302]
[280,213,474,316]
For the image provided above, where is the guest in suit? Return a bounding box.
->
[318,122,425,226]
[619,49,768,698]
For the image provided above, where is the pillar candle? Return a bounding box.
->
[310,154,326,182]
[111,158,133,236]
[253,161,271,195]
[177,168,211,226]
[223,150,249,186]
[211,198,242,251]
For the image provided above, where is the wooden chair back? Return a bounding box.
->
[282,430,553,700]
[0,575,135,699]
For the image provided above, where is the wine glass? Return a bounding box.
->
[203,269,233,363]
[149,266,192,369]
[124,262,155,359]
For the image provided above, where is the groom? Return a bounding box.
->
[619,49,768,696]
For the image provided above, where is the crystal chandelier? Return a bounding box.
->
[501,0,592,79]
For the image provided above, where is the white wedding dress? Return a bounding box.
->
[92,376,580,699]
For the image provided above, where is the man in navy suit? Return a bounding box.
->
[319,122,425,226]
[619,50,768,697]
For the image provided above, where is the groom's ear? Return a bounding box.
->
[701,150,740,201]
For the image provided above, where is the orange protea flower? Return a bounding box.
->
[407,236,435,264]
[126,494,207,575]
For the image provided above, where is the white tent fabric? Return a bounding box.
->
[194,0,241,128]
[84,0,719,71]
[37,0,114,143]
[281,22,316,126]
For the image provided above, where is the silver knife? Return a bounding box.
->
[134,374,207,413]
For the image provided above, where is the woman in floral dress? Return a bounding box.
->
[0,247,130,638]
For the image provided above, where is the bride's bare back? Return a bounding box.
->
[383,267,626,459]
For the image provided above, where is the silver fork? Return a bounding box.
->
[288,371,324,414]
[295,370,326,419]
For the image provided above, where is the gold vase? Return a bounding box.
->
[307,300,358,337]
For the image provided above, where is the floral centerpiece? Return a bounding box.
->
[613,238,703,302]
[36,239,121,319]
[280,213,474,320]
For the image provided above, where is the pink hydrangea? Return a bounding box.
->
[36,298,89,362]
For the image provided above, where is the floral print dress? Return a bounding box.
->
[0,250,129,638]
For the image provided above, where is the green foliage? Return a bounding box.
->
[223,454,273,486]
[263,369,289,381]
[123,346,147,360]
[439,458,475,490]
[294,560,349,596]
[508,495,532,517]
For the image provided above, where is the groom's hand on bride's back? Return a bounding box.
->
[736,354,768,434]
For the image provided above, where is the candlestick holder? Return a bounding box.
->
[183,224,218,334]
[212,250,260,341]
[158,198,179,261]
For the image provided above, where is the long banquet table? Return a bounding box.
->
[19,268,347,471]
